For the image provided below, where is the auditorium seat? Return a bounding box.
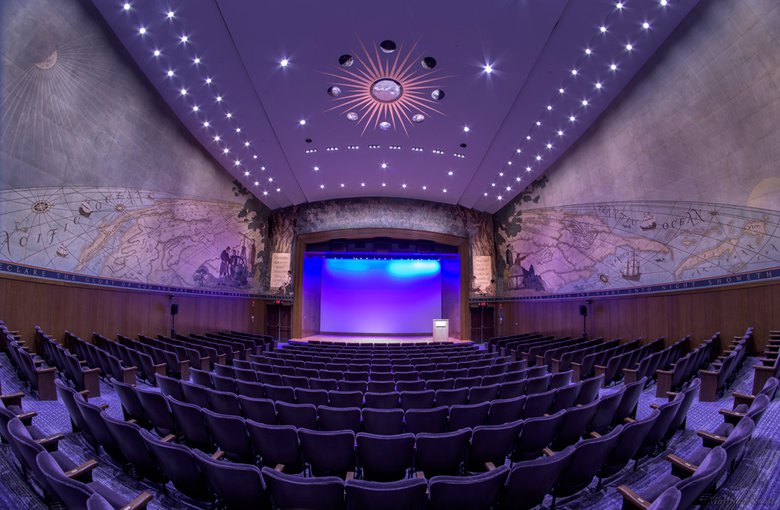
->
[683,417,754,479]
[247,421,303,473]
[596,410,660,487]
[632,393,684,465]
[487,396,525,425]
[7,417,76,497]
[101,413,168,483]
[362,408,404,435]
[514,410,565,461]
[262,467,345,510]
[356,432,415,481]
[405,406,449,434]
[449,402,489,430]
[617,446,727,510]
[551,399,601,450]
[139,429,213,502]
[345,478,428,510]
[434,388,468,406]
[468,419,524,472]
[428,465,509,510]
[193,448,269,510]
[400,390,435,410]
[299,429,356,478]
[523,388,557,418]
[498,446,574,510]
[35,450,153,510]
[237,395,277,424]
[135,389,176,437]
[201,409,254,463]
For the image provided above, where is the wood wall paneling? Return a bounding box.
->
[500,280,780,353]
[0,275,265,346]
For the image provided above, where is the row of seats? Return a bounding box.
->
[590,338,666,387]
[64,331,137,385]
[624,335,691,386]
[2,325,56,400]
[699,327,752,401]
[36,329,101,396]
[113,374,605,439]
[553,337,626,374]
[656,333,718,397]
[752,329,780,394]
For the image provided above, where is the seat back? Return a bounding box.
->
[428,465,509,510]
[356,432,415,482]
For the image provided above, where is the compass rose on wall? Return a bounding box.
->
[323,40,448,135]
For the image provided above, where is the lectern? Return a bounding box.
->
[433,319,449,342]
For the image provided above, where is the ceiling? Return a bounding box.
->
[91,0,700,212]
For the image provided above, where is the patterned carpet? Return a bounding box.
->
[0,351,777,509]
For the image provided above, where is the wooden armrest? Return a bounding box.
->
[79,390,90,398]
[98,403,109,411]
[699,370,718,376]
[485,462,497,471]
[119,491,153,510]
[649,403,660,410]
[719,409,744,419]
[64,459,99,480]
[594,365,606,370]
[0,392,25,408]
[542,447,555,457]
[35,433,65,451]
[36,366,56,374]
[666,391,679,399]
[415,471,426,478]
[346,471,355,481]
[696,430,726,446]
[731,391,754,401]
[624,417,636,424]
[666,453,698,476]
[17,411,38,423]
[78,359,88,365]
[161,434,176,443]
[274,463,285,472]
[589,431,602,439]
[616,485,651,510]
[211,450,225,460]
[656,369,673,376]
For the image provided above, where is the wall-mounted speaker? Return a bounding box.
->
[579,305,588,317]
[170,304,179,316]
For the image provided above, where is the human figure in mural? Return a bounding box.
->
[278,270,292,295]
[240,244,247,265]
[505,247,513,267]
[509,253,545,291]
[219,247,230,278]
[229,249,240,277]
[485,279,496,296]
[249,240,257,276]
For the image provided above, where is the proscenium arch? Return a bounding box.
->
[291,228,470,340]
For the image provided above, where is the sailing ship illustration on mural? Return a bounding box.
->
[621,252,641,281]
[640,213,657,231]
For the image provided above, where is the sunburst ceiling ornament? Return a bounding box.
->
[324,40,448,135]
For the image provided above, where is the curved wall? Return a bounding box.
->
[494,0,780,300]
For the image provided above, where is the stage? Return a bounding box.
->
[293,334,470,344]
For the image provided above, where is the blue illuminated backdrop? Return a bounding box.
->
[315,257,446,334]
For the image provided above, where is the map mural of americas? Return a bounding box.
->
[495,200,780,296]
[0,187,267,292]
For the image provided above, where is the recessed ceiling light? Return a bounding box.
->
[299,119,306,126]
[546,143,552,149]
[192,105,199,112]
[535,155,542,161]
[280,58,289,67]
[263,191,268,196]
[491,183,496,187]
[447,171,453,176]
[235,128,241,133]
[526,135,531,141]
[254,181,259,186]
[214,135,221,142]
[600,26,607,33]
[205,77,213,85]
[581,99,589,106]
[216,96,223,102]
[569,115,576,122]
[193,57,201,64]
[463,126,470,133]
[516,148,522,153]
[557,130,563,136]
[443,188,447,193]
[422,185,427,190]
[585,48,592,55]
[226,112,232,118]
[547,105,552,111]
[381,163,388,169]
[123,3,131,11]
[167,70,174,77]
[571,69,578,76]
[166,10,174,19]
[138,27,146,35]
[153,49,161,57]
[341,183,345,188]
[642,22,650,29]
[382,183,386,187]
[361,182,366,187]
[268,177,273,182]
[626,43,634,51]
[234,160,240,166]
[558,88,565,94]
[180,35,188,44]
[616,2,624,9]
[506,186,511,192]
[253,155,258,159]
[244,141,250,147]
[222,148,229,154]
[179,88,187,96]
[483,64,493,74]
[203,121,210,128]
[484,192,488,196]
[314,166,319,171]
[320,184,325,189]
[516,177,521,182]
[610,64,618,71]
[536,121,541,126]
[595,82,603,89]
[498,195,503,200]
[244,171,250,176]
[261,166,266,170]
[660,0,668,5]
[526,166,531,172]
[401,183,407,189]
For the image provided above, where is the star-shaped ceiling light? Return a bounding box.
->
[324,40,448,135]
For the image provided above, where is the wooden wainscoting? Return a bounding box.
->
[499,279,780,353]
[0,274,265,345]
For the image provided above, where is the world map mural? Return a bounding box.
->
[495,199,780,297]
[0,187,267,293]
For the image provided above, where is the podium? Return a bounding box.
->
[432,319,449,342]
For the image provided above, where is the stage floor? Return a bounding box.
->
[293,334,468,344]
